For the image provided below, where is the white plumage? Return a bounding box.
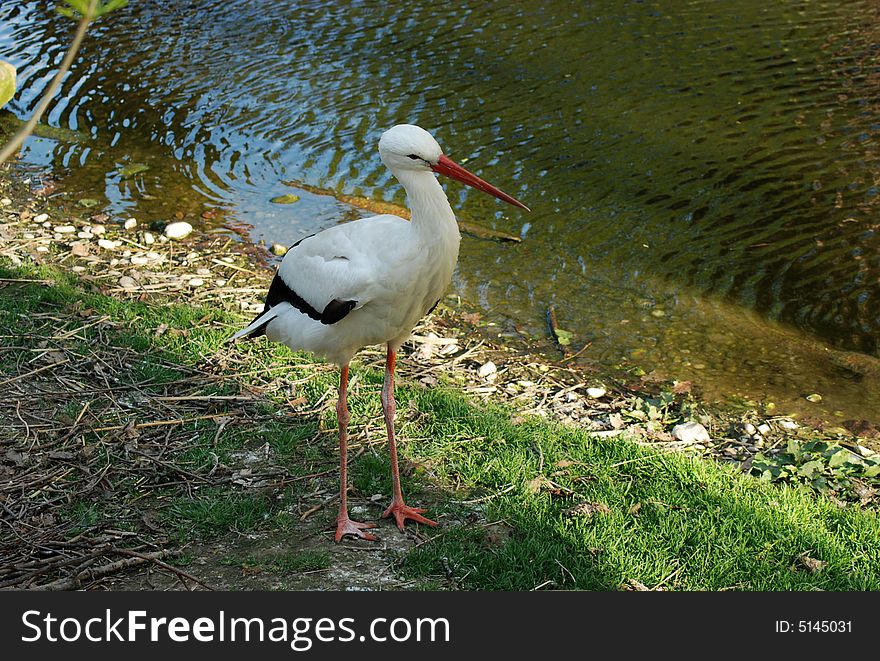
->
[234,124,528,542]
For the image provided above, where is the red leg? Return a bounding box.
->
[335,363,377,542]
[381,346,438,531]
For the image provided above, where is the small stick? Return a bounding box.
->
[29,553,162,591]
[0,360,70,387]
[153,395,254,402]
[115,550,215,591]
[546,305,571,356]
[210,258,260,275]
[560,341,593,363]
[91,411,236,432]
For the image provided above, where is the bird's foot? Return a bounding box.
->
[335,516,378,542]
[382,501,438,531]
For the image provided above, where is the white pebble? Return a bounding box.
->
[143,231,155,245]
[35,245,49,252]
[130,255,150,266]
[188,278,204,287]
[196,267,211,276]
[586,387,607,398]
[77,231,93,239]
[123,218,137,230]
[97,239,116,250]
[118,276,138,289]
[215,279,227,287]
[672,421,711,444]
[757,423,771,435]
[0,197,11,206]
[164,221,193,239]
[778,419,798,430]
[34,213,49,223]
[478,361,497,378]
[92,224,106,235]
[54,225,76,234]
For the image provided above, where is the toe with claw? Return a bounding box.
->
[382,502,438,531]
[335,516,378,542]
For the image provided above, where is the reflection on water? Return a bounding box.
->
[2,0,879,422]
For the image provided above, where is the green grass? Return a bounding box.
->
[2,259,880,590]
[398,399,880,590]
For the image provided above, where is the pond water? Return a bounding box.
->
[2,0,879,423]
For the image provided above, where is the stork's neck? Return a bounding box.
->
[394,169,458,238]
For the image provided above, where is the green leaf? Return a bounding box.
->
[554,328,573,346]
[797,460,825,479]
[827,449,863,470]
[57,0,128,19]
[0,61,15,110]
[101,0,129,13]
[827,450,849,468]
[77,198,101,208]
[118,162,149,178]
[270,194,301,204]
[58,0,89,17]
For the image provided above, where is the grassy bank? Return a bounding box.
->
[2,258,879,591]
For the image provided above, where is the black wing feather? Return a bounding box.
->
[242,235,357,338]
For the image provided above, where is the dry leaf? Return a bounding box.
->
[672,380,693,395]
[624,579,652,591]
[565,502,611,519]
[122,419,140,440]
[526,475,554,494]
[484,524,513,546]
[4,448,28,466]
[141,510,163,532]
[628,502,642,516]
[796,552,827,573]
[554,460,579,469]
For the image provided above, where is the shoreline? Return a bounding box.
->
[3,161,880,590]
[2,164,878,464]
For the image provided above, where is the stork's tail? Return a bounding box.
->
[229,306,279,343]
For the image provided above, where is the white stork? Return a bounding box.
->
[232,124,529,541]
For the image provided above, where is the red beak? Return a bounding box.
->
[431,154,530,212]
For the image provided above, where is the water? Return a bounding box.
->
[2,0,879,422]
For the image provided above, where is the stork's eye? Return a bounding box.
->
[406,154,421,160]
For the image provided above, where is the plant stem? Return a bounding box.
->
[0,0,98,166]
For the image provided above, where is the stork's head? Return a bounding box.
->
[379,124,530,211]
